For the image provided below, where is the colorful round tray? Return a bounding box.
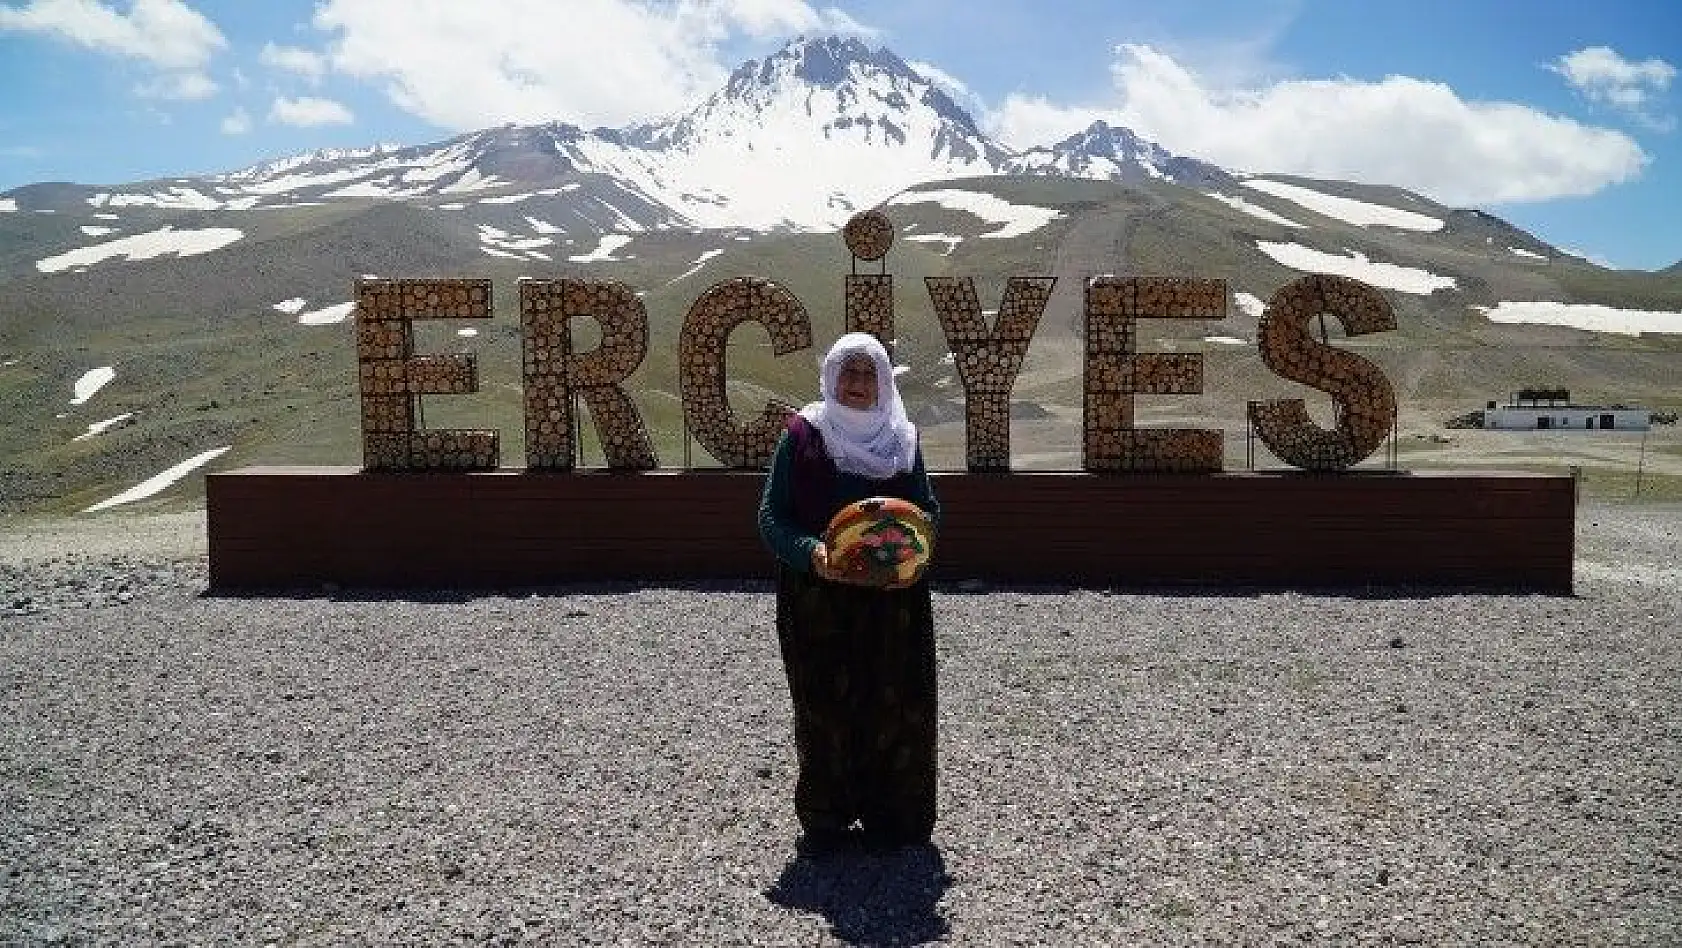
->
[823,496,935,588]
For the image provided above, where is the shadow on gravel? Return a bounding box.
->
[764,840,951,946]
[934,582,1578,600]
[197,579,781,603]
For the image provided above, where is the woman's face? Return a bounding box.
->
[836,354,879,411]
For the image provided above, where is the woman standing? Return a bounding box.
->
[758,332,942,853]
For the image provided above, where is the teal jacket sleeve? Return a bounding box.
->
[758,431,820,573]
[906,445,941,535]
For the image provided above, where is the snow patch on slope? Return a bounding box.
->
[569,234,634,263]
[71,367,116,405]
[906,233,963,255]
[479,225,554,252]
[324,178,433,199]
[666,249,725,285]
[886,190,1061,239]
[298,302,355,325]
[1205,193,1303,228]
[440,168,507,194]
[1242,179,1443,232]
[1476,301,1682,336]
[37,227,244,273]
[1233,292,1267,321]
[84,447,231,513]
[1256,242,1456,295]
[73,412,136,441]
[96,187,222,211]
[479,224,555,261]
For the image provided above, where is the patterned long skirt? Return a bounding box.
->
[774,564,939,846]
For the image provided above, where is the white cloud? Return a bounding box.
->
[0,0,224,69]
[990,44,1650,205]
[819,6,875,38]
[907,59,966,97]
[991,96,1108,150]
[309,0,863,130]
[134,69,216,100]
[259,42,326,82]
[907,57,991,119]
[268,95,354,127]
[1549,46,1676,129]
[220,106,251,135]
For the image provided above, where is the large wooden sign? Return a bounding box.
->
[210,210,1574,593]
[355,211,1398,473]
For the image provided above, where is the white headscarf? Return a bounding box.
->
[798,332,918,480]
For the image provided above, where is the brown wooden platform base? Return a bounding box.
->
[205,467,1574,592]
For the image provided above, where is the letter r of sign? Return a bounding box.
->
[520,279,658,470]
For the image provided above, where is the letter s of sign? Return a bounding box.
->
[1250,274,1398,471]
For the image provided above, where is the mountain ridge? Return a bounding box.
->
[0,36,1254,232]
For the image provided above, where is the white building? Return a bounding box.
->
[1483,397,1650,432]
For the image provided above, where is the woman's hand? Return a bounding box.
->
[811,541,870,586]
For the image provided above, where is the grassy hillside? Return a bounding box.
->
[3,174,1679,515]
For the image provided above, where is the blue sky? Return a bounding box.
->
[2,0,1677,269]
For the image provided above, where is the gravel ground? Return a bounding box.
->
[2,504,1679,946]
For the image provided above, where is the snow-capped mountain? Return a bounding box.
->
[6,36,1224,233]
[1006,120,1232,188]
[585,36,1015,229]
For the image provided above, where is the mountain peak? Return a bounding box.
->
[1056,121,1155,161]
[779,34,896,86]
[665,35,1003,174]
[721,34,921,99]
[1006,119,1231,188]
